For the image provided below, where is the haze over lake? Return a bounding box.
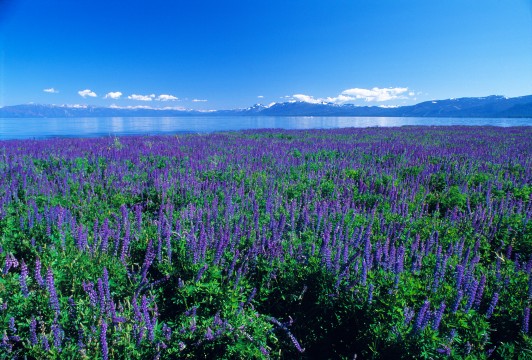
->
[1,116,531,140]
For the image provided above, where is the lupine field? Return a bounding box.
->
[0,126,531,359]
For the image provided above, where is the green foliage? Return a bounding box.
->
[319,179,335,197]
[345,168,364,181]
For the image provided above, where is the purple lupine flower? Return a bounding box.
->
[101,218,110,253]
[432,260,442,292]
[142,295,155,341]
[1,333,12,352]
[151,301,159,333]
[35,257,45,287]
[404,307,415,325]
[140,240,155,282]
[68,297,77,320]
[523,308,530,334]
[8,317,16,334]
[455,264,464,289]
[410,253,421,272]
[9,335,20,343]
[29,317,38,345]
[195,264,208,283]
[11,254,19,269]
[321,245,332,271]
[76,224,87,251]
[213,312,223,328]
[421,309,433,330]
[361,259,368,286]
[464,342,471,354]
[120,223,131,262]
[320,230,332,269]
[486,347,496,358]
[486,292,499,319]
[413,300,430,333]
[162,323,172,341]
[288,331,305,353]
[237,300,245,314]
[92,218,100,251]
[435,245,442,264]
[112,226,121,257]
[368,283,374,304]
[205,327,214,341]
[190,317,197,333]
[157,231,164,263]
[267,316,305,353]
[528,273,532,299]
[395,245,405,274]
[134,323,145,346]
[515,255,522,272]
[52,319,62,350]
[3,253,19,274]
[41,335,50,351]
[363,230,372,263]
[439,255,448,281]
[110,301,126,324]
[246,288,257,307]
[102,267,111,302]
[213,236,226,266]
[101,320,108,360]
[227,250,238,278]
[120,204,129,223]
[132,295,143,323]
[432,302,446,331]
[82,281,98,307]
[375,244,383,267]
[504,275,510,289]
[260,346,269,356]
[19,260,29,297]
[77,328,85,349]
[185,305,197,317]
[436,346,451,356]
[162,216,172,263]
[97,278,106,313]
[448,328,457,340]
[464,279,479,313]
[473,238,480,254]
[46,267,60,314]
[474,275,486,308]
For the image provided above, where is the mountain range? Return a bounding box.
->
[1,95,531,118]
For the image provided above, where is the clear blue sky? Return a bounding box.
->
[0,0,531,109]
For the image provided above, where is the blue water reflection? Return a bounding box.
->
[0,116,530,140]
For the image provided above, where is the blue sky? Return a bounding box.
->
[0,0,531,109]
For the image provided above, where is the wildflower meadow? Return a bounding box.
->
[0,126,531,359]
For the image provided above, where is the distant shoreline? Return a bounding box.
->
[1,94,531,118]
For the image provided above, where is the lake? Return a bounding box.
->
[0,116,531,140]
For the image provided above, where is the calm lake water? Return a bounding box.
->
[1,116,531,140]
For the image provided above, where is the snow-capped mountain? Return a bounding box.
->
[0,95,531,118]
